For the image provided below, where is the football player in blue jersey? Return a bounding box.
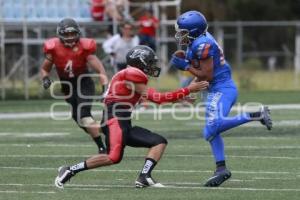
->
[171,10,273,187]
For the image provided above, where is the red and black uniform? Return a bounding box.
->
[102,67,190,163]
[43,38,97,124]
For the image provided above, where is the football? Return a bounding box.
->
[173,50,186,58]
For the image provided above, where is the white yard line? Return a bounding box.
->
[1,154,299,160]
[0,190,56,194]
[165,186,300,192]
[62,183,300,192]
[187,120,300,127]
[0,132,70,138]
[0,183,299,192]
[1,143,300,149]
[1,104,300,120]
[0,166,296,175]
[0,183,108,191]
[253,177,297,180]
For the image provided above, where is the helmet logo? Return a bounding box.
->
[129,49,148,66]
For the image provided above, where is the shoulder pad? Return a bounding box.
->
[80,38,97,53]
[125,67,148,84]
[191,36,213,60]
[43,38,59,54]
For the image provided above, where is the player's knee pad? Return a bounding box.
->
[108,145,123,164]
[151,135,168,147]
[108,155,122,164]
[203,121,221,142]
[80,116,96,127]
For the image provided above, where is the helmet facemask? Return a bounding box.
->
[175,28,193,46]
[175,23,208,46]
[144,56,160,77]
[57,19,81,48]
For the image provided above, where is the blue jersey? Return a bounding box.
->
[186,32,232,87]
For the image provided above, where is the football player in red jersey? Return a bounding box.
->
[54,45,209,189]
[40,18,108,153]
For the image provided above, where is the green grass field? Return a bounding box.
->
[0,91,300,200]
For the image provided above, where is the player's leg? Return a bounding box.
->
[215,106,272,136]
[77,76,106,153]
[54,117,127,188]
[204,134,232,187]
[202,88,237,187]
[203,87,271,187]
[204,88,272,142]
[126,126,168,188]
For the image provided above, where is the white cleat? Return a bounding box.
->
[149,182,165,188]
[135,175,165,188]
[54,166,75,189]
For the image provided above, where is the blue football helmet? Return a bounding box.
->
[175,10,208,45]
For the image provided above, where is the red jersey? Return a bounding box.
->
[104,67,148,106]
[138,16,159,37]
[43,38,96,79]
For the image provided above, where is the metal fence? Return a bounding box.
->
[1,1,300,99]
[0,0,181,100]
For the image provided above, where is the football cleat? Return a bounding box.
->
[54,166,75,189]
[204,168,232,187]
[260,106,272,130]
[135,174,165,188]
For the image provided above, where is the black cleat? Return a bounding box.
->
[260,106,272,130]
[204,168,232,187]
[54,166,75,189]
[135,174,165,188]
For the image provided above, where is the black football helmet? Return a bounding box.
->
[57,18,81,47]
[126,45,160,77]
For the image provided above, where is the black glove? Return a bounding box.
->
[42,76,52,89]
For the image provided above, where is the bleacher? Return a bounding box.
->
[0,0,182,99]
[0,0,92,22]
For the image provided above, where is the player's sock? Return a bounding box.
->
[249,111,261,119]
[216,160,226,171]
[93,136,106,153]
[210,135,225,162]
[140,158,157,176]
[69,161,88,174]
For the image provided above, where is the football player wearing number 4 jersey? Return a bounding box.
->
[54,45,209,189]
[171,11,273,187]
[40,18,108,153]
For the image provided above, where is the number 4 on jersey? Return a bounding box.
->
[64,60,75,78]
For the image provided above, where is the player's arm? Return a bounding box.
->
[40,53,53,89]
[171,43,214,81]
[87,54,109,87]
[146,81,208,104]
[125,81,209,104]
[124,81,187,104]
[153,17,159,29]
[188,57,214,81]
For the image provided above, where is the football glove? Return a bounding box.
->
[42,76,52,90]
[170,55,190,71]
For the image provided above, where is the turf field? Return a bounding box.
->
[0,91,300,200]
